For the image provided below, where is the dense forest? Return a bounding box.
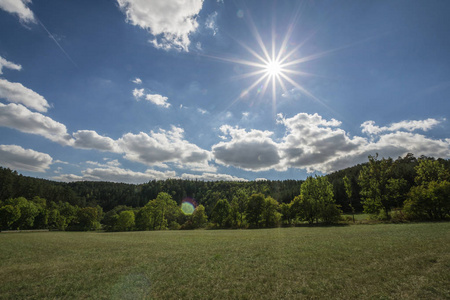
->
[0,153,449,231]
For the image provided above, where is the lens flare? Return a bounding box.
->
[205,8,339,115]
[181,198,197,215]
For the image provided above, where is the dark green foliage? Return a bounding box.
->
[116,211,135,231]
[210,199,231,228]
[262,196,281,227]
[246,193,266,228]
[182,204,208,229]
[299,176,341,224]
[1,153,449,231]
[358,155,408,218]
[75,207,101,231]
[404,159,450,221]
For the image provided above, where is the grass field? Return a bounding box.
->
[1,223,449,299]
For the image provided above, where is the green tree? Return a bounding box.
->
[116,210,135,231]
[0,204,21,230]
[4,197,40,229]
[414,159,449,185]
[230,189,248,228]
[246,193,265,228]
[135,206,152,231]
[404,159,450,221]
[280,202,292,225]
[300,176,340,224]
[76,207,100,231]
[343,176,355,223]
[211,199,231,228]
[358,155,407,219]
[262,196,281,228]
[190,204,208,229]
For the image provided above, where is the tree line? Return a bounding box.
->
[0,154,449,231]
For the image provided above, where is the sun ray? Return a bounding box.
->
[208,7,350,115]
[231,69,268,81]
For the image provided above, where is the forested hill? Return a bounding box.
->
[1,154,449,214]
[0,167,301,213]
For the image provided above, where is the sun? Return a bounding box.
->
[207,15,332,113]
[265,60,282,77]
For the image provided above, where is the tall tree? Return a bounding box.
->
[358,155,407,218]
[262,196,281,228]
[343,176,355,222]
[116,210,135,231]
[404,159,450,220]
[246,193,265,228]
[211,199,231,228]
[300,176,340,224]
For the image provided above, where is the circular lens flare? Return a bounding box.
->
[181,198,197,215]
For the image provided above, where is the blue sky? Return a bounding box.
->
[0,0,449,183]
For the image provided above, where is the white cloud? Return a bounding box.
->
[210,113,449,174]
[117,0,204,52]
[361,118,442,135]
[277,113,364,172]
[0,144,52,172]
[0,103,73,145]
[73,130,120,152]
[212,125,281,171]
[118,126,213,170]
[181,172,247,181]
[0,0,35,23]
[0,78,50,112]
[132,88,144,99]
[145,93,171,108]
[86,159,121,168]
[0,56,22,74]
[54,166,176,184]
[132,77,142,84]
[52,173,83,182]
[205,11,218,35]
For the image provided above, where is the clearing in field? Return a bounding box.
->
[1,223,449,299]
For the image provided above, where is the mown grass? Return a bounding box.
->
[1,223,449,299]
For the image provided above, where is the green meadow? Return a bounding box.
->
[1,223,449,299]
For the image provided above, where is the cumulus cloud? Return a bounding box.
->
[132,77,142,84]
[0,144,52,172]
[0,79,50,112]
[118,126,213,170]
[181,172,247,181]
[361,118,442,135]
[212,125,281,171]
[117,0,204,51]
[0,0,35,23]
[132,88,144,99]
[73,130,120,152]
[211,113,449,174]
[132,88,171,108]
[54,166,176,184]
[0,56,22,74]
[0,103,73,145]
[145,94,170,108]
[277,113,365,172]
